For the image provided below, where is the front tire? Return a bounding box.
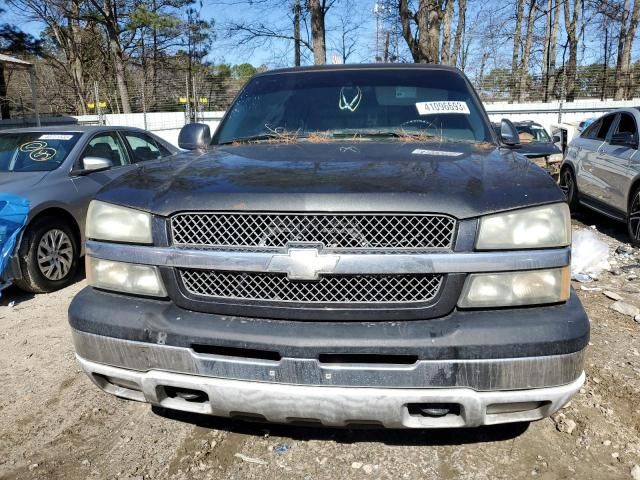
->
[13,217,79,293]
[559,167,579,211]
[628,188,640,247]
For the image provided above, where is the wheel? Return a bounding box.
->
[628,188,640,247]
[13,217,79,293]
[559,167,579,211]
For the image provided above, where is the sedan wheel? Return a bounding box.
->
[37,229,74,281]
[14,217,79,293]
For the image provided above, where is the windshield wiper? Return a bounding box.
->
[327,130,402,138]
[219,132,309,145]
[326,129,442,140]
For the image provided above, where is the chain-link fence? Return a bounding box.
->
[2,60,639,128]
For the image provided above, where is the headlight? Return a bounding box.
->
[87,257,166,297]
[87,200,152,244]
[548,153,564,163]
[476,203,570,250]
[458,267,570,308]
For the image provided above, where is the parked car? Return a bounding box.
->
[69,64,588,429]
[0,125,178,292]
[493,120,563,176]
[560,108,640,245]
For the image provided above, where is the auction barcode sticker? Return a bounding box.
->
[415,101,470,115]
[39,134,74,140]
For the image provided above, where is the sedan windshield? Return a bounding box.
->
[0,132,81,172]
[216,69,493,145]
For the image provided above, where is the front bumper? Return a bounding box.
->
[69,287,588,428]
[77,354,584,428]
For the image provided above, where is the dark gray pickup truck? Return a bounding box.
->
[68,64,588,428]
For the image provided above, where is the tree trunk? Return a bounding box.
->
[293,0,301,66]
[109,36,131,113]
[399,0,443,63]
[511,0,524,101]
[518,0,536,102]
[451,0,466,67]
[614,0,631,100]
[101,0,131,113]
[563,0,581,102]
[68,0,87,115]
[441,0,454,64]
[547,0,559,98]
[307,0,326,64]
[541,0,551,92]
[622,0,640,99]
[399,0,421,62]
[426,0,441,63]
[0,65,9,120]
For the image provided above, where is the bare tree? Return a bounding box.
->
[511,0,524,101]
[542,0,560,101]
[517,0,537,101]
[293,0,302,66]
[563,0,581,101]
[614,0,640,99]
[441,0,454,64]
[307,0,332,64]
[450,0,466,67]
[7,0,90,113]
[332,1,361,63]
[399,0,448,63]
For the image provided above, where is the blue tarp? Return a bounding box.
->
[0,194,30,288]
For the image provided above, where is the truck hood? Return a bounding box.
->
[96,142,565,219]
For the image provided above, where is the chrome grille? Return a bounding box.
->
[180,270,443,304]
[171,213,456,250]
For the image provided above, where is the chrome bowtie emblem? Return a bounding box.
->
[267,248,339,280]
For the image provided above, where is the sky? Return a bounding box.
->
[0,0,631,73]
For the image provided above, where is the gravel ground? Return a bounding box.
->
[2,209,640,480]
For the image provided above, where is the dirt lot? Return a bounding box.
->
[1,210,640,480]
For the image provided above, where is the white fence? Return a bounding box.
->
[2,99,638,147]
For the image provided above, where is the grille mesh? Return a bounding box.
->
[171,213,456,250]
[180,270,443,304]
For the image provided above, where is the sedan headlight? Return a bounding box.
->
[458,267,570,308]
[476,203,570,250]
[87,257,166,297]
[87,200,152,244]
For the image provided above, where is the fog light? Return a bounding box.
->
[458,267,569,308]
[87,257,167,297]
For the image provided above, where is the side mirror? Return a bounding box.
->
[552,135,561,143]
[178,123,211,150]
[499,118,521,148]
[76,156,113,175]
[610,132,638,148]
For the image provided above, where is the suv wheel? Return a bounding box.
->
[13,217,79,293]
[628,188,640,247]
[559,167,579,211]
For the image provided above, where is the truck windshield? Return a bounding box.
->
[0,132,81,172]
[515,125,551,143]
[216,69,493,145]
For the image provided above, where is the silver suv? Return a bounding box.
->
[560,108,640,244]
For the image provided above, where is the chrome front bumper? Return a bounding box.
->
[73,330,585,428]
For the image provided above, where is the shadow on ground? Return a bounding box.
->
[572,208,629,244]
[152,406,529,446]
[0,265,86,306]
